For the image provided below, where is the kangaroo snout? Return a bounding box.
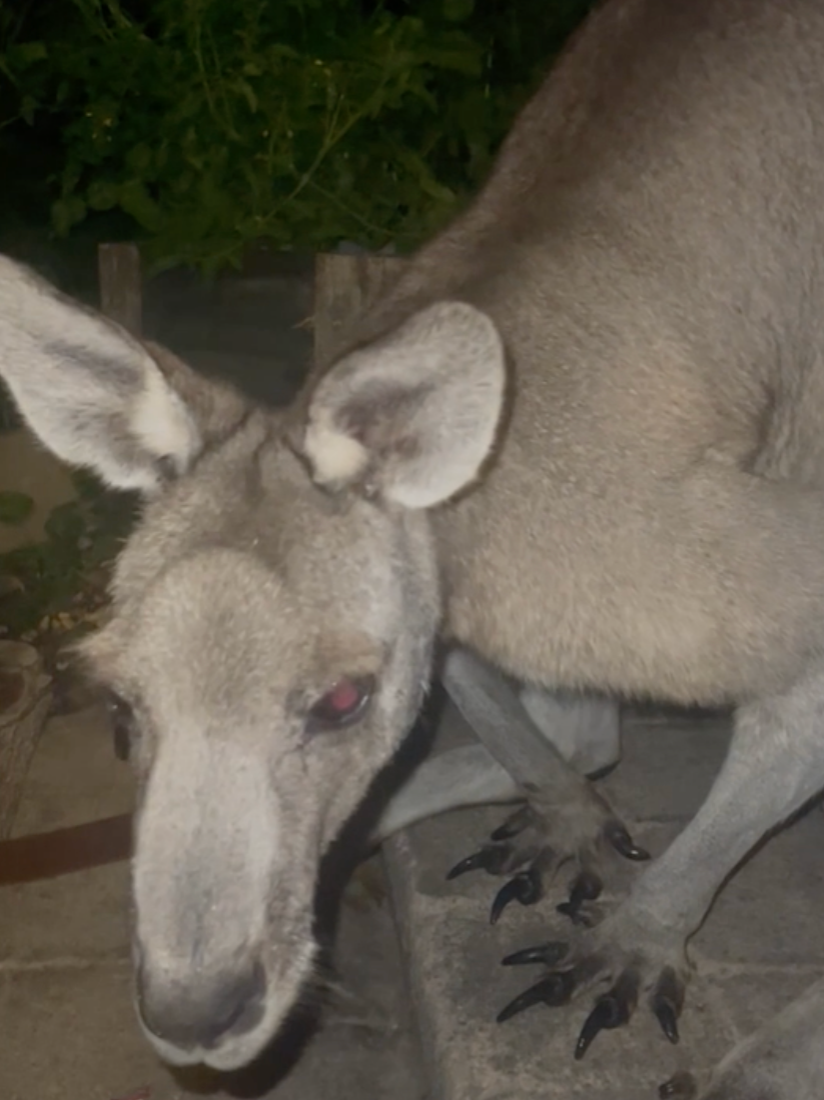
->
[136,954,267,1054]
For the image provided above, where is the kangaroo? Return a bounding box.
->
[4,0,824,1095]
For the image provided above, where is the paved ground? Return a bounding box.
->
[7,687,824,1100]
[387,700,824,1099]
[0,697,426,1100]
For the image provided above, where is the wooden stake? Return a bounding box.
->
[98,242,142,335]
[313,252,405,366]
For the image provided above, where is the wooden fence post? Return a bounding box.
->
[313,252,406,365]
[98,242,142,335]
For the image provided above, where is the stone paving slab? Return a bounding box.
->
[0,962,181,1100]
[384,701,824,1099]
[0,908,423,1100]
[1,702,425,1100]
[11,703,136,835]
[0,705,134,965]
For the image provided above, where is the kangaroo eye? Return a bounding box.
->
[306,676,375,734]
[105,691,136,761]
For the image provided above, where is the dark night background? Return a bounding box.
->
[0,0,596,279]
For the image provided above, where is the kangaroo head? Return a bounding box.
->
[0,256,505,1070]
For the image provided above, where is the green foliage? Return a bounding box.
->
[0,491,34,524]
[0,470,137,640]
[0,0,594,274]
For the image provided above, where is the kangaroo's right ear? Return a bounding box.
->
[0,255,248,493]
[303,301,507,509]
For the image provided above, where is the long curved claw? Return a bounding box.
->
[603,820,651,862]
[501,941,569,968]
[446,850,489,880]
[446,846,509,880]
[496,971,576,1023]
[658,1072,697,1099]
[651,966,685,1044]
[489,868,543,924]
[653,1000,680,1044]
[574,970,639,1060]
[556,869,602,925]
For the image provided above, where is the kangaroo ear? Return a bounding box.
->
[0,255,248,493]
[303,301,506,509]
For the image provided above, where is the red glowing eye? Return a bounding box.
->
[306,675,375,733]
[327,680,361,713]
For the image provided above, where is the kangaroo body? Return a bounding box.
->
[348,0,824,707]
[2,0,824,1096]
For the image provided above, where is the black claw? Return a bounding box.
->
[489,868,543,925]
[556,870,602,925]
[496,971,576,1023]
[654,1000,680,1044]
[658,1072,697,1099]
[501,941,568,968]
[604,820,651,862]
[651,967,685,1044]
[574,971,639,1061]
[446,850,487,880]
[447,846,508,880]
[574,1000,619,1061]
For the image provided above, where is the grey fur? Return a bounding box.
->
[1,0,824,1094]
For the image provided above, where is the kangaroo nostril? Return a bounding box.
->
[204,960,267,1046]
[137,958,267,1051]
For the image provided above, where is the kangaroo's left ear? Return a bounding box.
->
[303,301,506,509]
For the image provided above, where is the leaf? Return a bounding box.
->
[0,492,34,525]
[51,195,87,237]
[43,501,86,546]
[0,588,43,638]
[443,0,475,22]
[70,469,106,501]
[11,41,48,67]
[125,142,154,174]
[236,78,258,114]
[118,179,163,231]
[86,178,119,210]
[20,95,38,125]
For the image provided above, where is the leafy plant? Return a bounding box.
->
[0,470,137,642]
[0,0,595,274]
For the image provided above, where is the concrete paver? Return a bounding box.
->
[384,701,824,1099]
[0,963,182,1100]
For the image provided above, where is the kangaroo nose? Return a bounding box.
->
[137,959,266,1051]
